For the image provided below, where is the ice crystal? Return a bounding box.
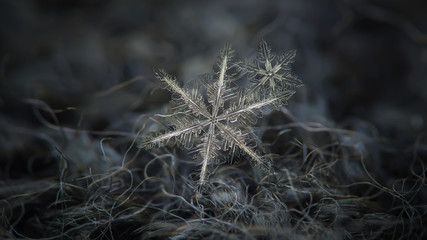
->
[140,42,301,184]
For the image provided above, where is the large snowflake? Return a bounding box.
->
[140,41,301,184]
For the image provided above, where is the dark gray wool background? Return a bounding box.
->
[1,0,426,239]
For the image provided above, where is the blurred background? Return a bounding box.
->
[1,0,426,138]
[1,0,427,237]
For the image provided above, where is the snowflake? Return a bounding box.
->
[140,42,301,184]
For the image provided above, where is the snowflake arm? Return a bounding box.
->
[154,69,211,118]
[140,119,209,149]
[216,123,268,169]
[198,124,219,184]
[221,89,296,126]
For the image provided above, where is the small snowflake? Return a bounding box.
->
[244,40,303,94]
